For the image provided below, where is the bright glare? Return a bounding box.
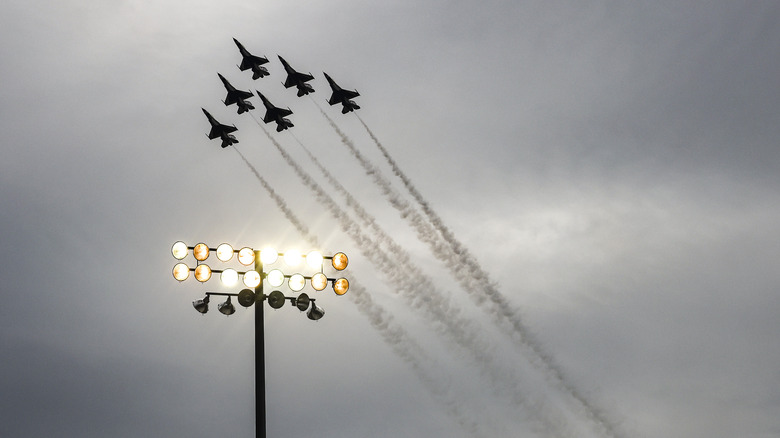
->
[332,252,348,271]
[311,273,328,291]
[216,243,234,262]
[194,264,212,282]
[220,268,239,286]
[260,247,278,265]
[193,243,210,261]
[306,251,324,269]
[289,273,305,292]
[238,247,255,266]
[333,278,349,295]
[171,241,188,260]
[283,249,302,267]
[266,269,284,287]
[243,270,261,288]
[172,263,189,281]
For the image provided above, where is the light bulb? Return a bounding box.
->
[260,247,278,265]
[216,243,234,262]
[172,263,189,281]
[266,269,284,287]
[243,270,261,288]
[171,241,188,260]
[289,274,305,292]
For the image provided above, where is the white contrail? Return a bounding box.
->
[247,121,571,437]
[355,115,625,438]
[315,108,624,437]
[233,146,483,436]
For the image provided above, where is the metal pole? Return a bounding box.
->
[254,253,265,438]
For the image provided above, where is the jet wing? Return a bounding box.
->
[240,55,268,71]
[208,124,237,139]
[327,90,357,104]
[341,89,360,100]
[224,89,254,105]
[283,72,314,88]
[262,107,293,124]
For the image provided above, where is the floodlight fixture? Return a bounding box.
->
[243,270,261,288]
[238,247,255,266]
[218,296,235,315]
[171,241,188,260]
[238,289,256,307]
[283,249,302,267]
[193,295,210,314]
[333,278,349,295]
[260,247,278,265]
[307,303,325,321]
[311,273,328,291]
[172,263,190,281]
[289,274,305,292]
[194,264,212,282]
[296,293,311,311]
[266,269,284,287]
[193,243,210,261]
[216,243,234,262]
[220,268,239,286]
[267,290,285,309]
[306,251,324,269]
[332,252,348,271]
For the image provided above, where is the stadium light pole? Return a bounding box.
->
[171,242,349,438]
[253,251,266,438]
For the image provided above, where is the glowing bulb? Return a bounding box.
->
[194,264,212,282]
[289,274,305,292]
[216,243,234,262]
[220,268,239,286]
[193,243,210,261]
[311,273,328,291]
[266,269,284,287]
[243,270,261,288]
[260,247,278,265]
[283,249,302,267]
[332,252,348,271]
[171,241,188,260]
[306,251,324,269]
[333,278,349,295]
[238,247,255,266]
[172,263,189,281]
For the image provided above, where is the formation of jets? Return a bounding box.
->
[204,38,362,147]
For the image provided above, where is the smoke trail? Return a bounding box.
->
[353,116,625,438]
[313,106,621,437]
[233,146,483,436]
[247,120,571,437]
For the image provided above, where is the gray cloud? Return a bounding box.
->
[1,1,779,437]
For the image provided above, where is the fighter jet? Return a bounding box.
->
[202,108,238,148]
[278,55,315,97]
[233,38,269,79]
[323,72,360,113]
[255,90,294,132]
[218,73,254,114]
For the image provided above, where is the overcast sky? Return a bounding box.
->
[1,1,779,437]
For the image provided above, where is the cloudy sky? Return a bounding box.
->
[1,1,779,437]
